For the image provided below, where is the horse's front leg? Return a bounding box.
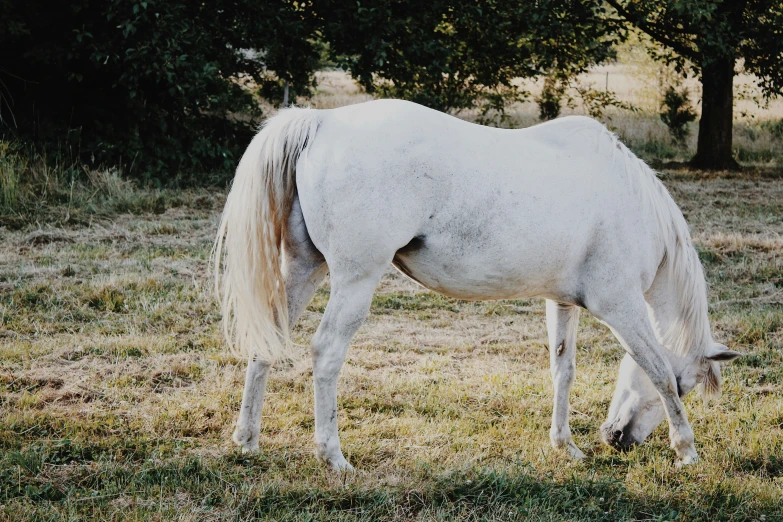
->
[546,299,585,460]
[594,294,699,465]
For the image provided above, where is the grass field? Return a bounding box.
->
[2,171,783,520]
[2,66,783,520]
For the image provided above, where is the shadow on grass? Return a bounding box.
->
[242,463,779,521]
[1,440,780,521]
[654,161,783,180]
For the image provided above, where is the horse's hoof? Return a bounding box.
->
[567,442,586,460]
[672,437,699,467]
[675,452,699,468]
[330,457,355,472]
[551,434,586,460]
[317,449,355,471]
[320,453,354,472]
[315,441,354,471]
[232,426,259,453]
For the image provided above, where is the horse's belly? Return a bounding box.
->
[392,232,582,301]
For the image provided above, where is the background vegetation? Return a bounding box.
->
[3,0,781,180]
[0,0,322,178]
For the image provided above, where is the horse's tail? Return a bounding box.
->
[212,107,321,361]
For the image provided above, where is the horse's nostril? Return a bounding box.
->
[601,424,627,447]
[601,424,619,445]
[601,423,637,451]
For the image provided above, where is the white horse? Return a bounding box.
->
[213,99,741,470]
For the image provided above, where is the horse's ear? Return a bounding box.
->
[701,344,741,405]
[705,343,742,362]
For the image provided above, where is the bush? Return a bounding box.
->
[321,0,619,117]
[537,76,567,121]
[660,86,697,144]
[761,119,783,139]
[0,0,320,181]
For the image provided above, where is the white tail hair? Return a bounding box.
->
[213,107,321,361]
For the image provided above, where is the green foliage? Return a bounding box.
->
[0,0,629,178]
[761,119,783,139]
[0,0,321,180]
[605,0,783,88]
[537,76,567,121]
[4,0,780,178]
[571,81,637,119]
[321,0,623,115]
[0,0,625,177]
[660,86,697,143]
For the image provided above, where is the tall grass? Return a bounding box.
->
[0,142,25,212]
[0,142,219,229]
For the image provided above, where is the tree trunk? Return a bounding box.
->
[690,56,739,170]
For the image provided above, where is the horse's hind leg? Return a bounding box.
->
[233,198,328,452]
[546,300,585,459]
[234,358,273,451]
[310,262,388,471]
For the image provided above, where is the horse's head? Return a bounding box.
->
[600,343,742,450]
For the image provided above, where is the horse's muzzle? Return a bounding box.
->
[600,422,638,451]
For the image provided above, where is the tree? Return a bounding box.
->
[604,0,783,170]
[319,0,623,117]
[0,0,320,179]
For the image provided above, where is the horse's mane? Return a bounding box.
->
[556,117,712,360]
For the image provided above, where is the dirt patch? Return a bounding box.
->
[1,373,65,392]
[23,231,74,246]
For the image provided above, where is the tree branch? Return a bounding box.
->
[604,0,700,63]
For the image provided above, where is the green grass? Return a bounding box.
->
[1,162,783,519]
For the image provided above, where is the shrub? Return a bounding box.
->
[537,76,567,121]
[660,86,697,144]
[0,0,321,181]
